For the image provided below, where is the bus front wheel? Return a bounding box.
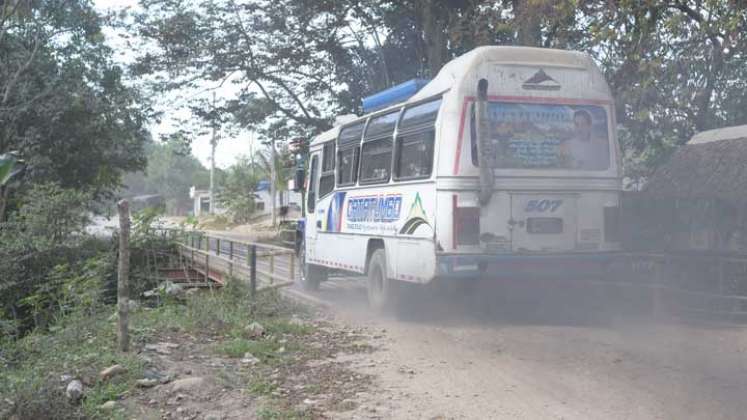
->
[299,240,325,291]
[366,249,398,312]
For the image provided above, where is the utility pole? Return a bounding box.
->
[270,134,277,227]
[249,131,255,179]
[209,92,217,215]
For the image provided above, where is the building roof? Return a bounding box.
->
[644,125,747,203]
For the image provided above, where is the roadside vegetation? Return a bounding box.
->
[1,275,371,419]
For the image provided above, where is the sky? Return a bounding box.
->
[94,0,259,169]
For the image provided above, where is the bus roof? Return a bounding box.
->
[310,46,606,148]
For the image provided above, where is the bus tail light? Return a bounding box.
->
[453,195,479,247]
[604,206,620,242]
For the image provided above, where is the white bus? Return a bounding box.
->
[297,46,622,310]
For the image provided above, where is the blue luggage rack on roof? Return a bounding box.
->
[362,79,430,113]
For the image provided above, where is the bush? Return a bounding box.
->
[0,183,99,336]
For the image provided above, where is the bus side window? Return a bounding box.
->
[396,130,435,179]
[337,146,358,185]
[319,142,336,198]
[360,139,392,183]
[337,121,364,186]
[395,98,440,179]
[307,155,318,212]
[360,110,399,184]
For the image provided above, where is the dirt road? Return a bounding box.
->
[287,278,747,420]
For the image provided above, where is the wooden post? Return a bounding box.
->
[269,253,275,284]
[653,257,664,319]
[250,245,257,298]
[289,253,295,282]
[117,200,130,353]
[229,240,234,277]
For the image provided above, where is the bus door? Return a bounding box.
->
[510,193,577,252]
[305,153,321,261]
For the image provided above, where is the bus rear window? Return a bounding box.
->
[471,103,610,171]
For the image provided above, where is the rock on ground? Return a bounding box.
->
[170,376,205,393]
[99,364,127,381]
[65,380,83,403]
[245,321,265,338]
[99,400,118,411]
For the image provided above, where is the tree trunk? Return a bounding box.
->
[513,0,542,47]
[420,0,446,77]
[0,185,7,223]
[117,199,130,353]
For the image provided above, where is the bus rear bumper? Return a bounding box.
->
[436,252,623,280]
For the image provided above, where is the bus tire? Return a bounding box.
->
[299,240,325,291]
[366,248,398,312]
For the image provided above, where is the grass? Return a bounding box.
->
[263,318,314,336]
[0,310,144,419]
[0,278,317,420]
[256,405,313,420]
[247,378,277,396]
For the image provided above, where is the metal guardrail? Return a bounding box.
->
[607,252,747,321]
[150,228,297,294]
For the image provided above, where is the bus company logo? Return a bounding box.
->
[347,194,402,223]
[325,191,347,232]
[399,193,431,235]
[522,69,561,91]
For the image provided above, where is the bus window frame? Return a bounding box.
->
[336,145,359,187]
[358,137,394,185]
[393,97,441,182]
[318,141,336,199]
[307,154,319,212]
[336,120,365,188]
[358,108,402,186]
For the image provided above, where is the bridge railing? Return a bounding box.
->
[151,228,297,293]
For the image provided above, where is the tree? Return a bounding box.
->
[0,0,149,209]
[0,152,24,221]
[122,140,210,214]
[218,156,260,223]
[580,2,747,170]
[128,0,747,176]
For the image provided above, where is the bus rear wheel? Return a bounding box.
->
[299,240,325,291]
[366,249,398,312]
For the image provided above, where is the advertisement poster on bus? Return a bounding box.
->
[485,103,610,171]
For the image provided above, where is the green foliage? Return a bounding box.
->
[247,378,278,396]
[14,183,91,243]
[255,145,293,197]
[256,405,313,420]
[130,0,747,175]
[1,1,149,202]
[0,310,144,420]
[0,153,21,186]
[0,183,178,339]
[0,183,105,335]
[218,156,261,223]
[122,141,210,215]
